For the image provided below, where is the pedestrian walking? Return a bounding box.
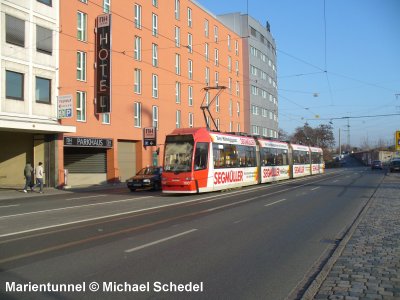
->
[32,162,44,193]
[23,162,34,193]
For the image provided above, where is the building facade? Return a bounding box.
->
[58,0,245,186]
[217,13,279,138]
[0,0,75,188]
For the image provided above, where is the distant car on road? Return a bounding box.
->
[389,159,400,173]
[371,160,383,170]
[126,166,163,191]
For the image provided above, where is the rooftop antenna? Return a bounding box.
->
[200,86,226,132]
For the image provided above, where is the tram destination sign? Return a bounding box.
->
[64,137,113,148]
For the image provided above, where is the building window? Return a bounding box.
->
[77,11,87,42]
[214,48,219,66]
[229,99,233,117]
[214,26,218,43]
[227,34,231,51]
[204,43,209,61]
[216,119,220,131]
[204,19,209,37]
[134,4,142,29]
[152,106,159,129]
[187,33,193,53]
[36,25,52,54]
[187,7,192,27]
[134,102,141,127]
[36,77,51,103]
[102,113,110,124]
[237,102,240,117]
[175,26,180,47]
[175,54,180,75]
[215,96,219,112]
[189,112,194,128]
[152,74,158,98]
[214,71,219,86]
[205,67,209,86]
[228,56,232,72]
[152,43,158,67]
[174,0,180,20]
[134,36,141,60]
[175,82,181,103]
[79,0,88,3]
[134,68,141,94]
[188,85,193,106]
[235,61,239,76]
[103,0,110,13]
[37,0,52,6]
[152,0,158,7]
[235,40,239,56]
[76,91,86,122]
[6,15,25,47]
[188,59,193,80]
[77,51,86,81]
[252,125,260,135]
[236,81,240,96]
[152,13,158,37]
[6,70,24,100]
[176,110,181,128]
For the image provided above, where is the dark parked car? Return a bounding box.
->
[389,159,400,172]
[126,166,163,191]
[371,160,383,170]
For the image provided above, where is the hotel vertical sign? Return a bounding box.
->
[96,14,111,114]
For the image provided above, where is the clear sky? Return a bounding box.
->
[195,0,400,148]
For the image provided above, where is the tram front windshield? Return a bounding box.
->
[164,135,194,173]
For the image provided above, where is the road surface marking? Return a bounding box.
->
[0,204,20,208]
[0,173,344,238]
[66,195,107,201]
[0,196,154,220]
[311,187,320,191]
[233,219,245,224]
[265,199,286,207]
[333,180,339,183]
[125,229,197,253]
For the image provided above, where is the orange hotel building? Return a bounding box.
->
[58,0,246,186]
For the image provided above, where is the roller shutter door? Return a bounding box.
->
[64,148,107,173]
[118,141,136,181]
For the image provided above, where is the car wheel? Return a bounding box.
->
[129,188,136,192]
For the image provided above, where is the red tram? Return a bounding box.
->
[162,128,324,194]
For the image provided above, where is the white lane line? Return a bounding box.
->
[0,204,20,208]
[333,180,339,183]
[233,219,245,224]
[265,199,286,207]
[311,187,320,191]
[0,196,154,220]
[66,195,107,201]
[125,229,197,253]
[0,173,344,238]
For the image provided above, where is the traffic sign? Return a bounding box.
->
[57,95,73,119]
[396,131,400,151]
[143,127,157,148]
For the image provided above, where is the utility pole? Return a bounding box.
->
[339,128,341,155]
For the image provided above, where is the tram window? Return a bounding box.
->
[194,142,209,170]
[213,143,226,168]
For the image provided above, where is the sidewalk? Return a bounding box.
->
[0,183,126,201]
[304,172,400,299]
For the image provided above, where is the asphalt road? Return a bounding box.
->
[0,166,385,300]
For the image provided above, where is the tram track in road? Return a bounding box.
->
[0,170,346,269]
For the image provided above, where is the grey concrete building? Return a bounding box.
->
[217,13,278,138]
